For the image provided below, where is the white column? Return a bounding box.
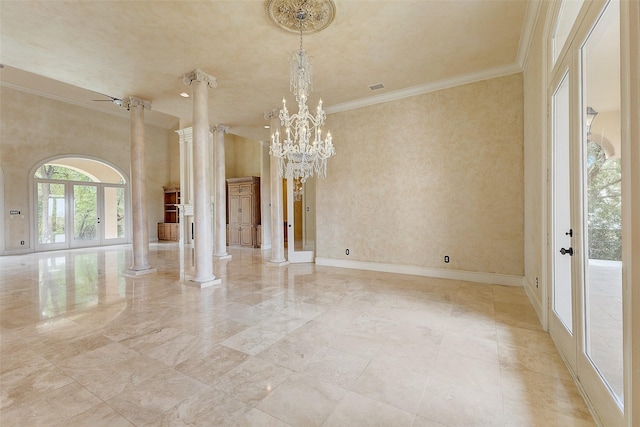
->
[260,140,272,249]
[175,127,193,246]
[213,125,231,259]
[183,69,220,287]
[125,97,156,276]
[266,110,288,265]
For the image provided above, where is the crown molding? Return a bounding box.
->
[517,0,543,69]
[0,81,176,129]
[325,62,523,115]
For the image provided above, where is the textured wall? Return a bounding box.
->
[0,86,171,251]
[317,74,524,276]
[225,134,261,179]
[523,2,549,307]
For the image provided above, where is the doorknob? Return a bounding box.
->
[560,247,574,256]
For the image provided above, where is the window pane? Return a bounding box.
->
[553,0,585,64]
[37,182,66,244]
[582,0,623,406]
[104,187,125,239]
[552,72,573,332]
[74,185,98,240]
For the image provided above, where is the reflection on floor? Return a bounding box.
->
[1,244,595,426]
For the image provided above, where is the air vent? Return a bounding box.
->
[369,83,384,91]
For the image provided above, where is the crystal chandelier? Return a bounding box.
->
[269,3,336,183]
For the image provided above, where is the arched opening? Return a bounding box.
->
[33,157,129,251]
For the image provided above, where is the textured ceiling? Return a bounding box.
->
[0,0,530,140]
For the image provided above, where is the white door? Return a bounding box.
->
[287,176,315,263]
[548,1,625,425]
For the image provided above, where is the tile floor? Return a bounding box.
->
[0,244,596,426]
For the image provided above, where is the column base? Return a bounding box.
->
[186,277,222,288]
[213,254,232,260]
[266,260,289,267]
[125,267,157,276]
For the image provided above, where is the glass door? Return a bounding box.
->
[548,1,625,425]
[72,183,100,247]
[287,176,315,263]
[103,185,127,244]
[36,181,67,251]
[578,0,624,423]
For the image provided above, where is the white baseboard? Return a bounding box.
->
[2,248,33,256]
[315,257,524,287]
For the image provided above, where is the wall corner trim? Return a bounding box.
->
[315,257,524,287]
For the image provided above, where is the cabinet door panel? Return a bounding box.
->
[241,226,254,247]
[229,225,241,246]
[228,196,241,224]
[240,196,252,225]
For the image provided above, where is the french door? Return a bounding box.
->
[286,176,316,263]
[548,1,624,425]
[36,181,127,251]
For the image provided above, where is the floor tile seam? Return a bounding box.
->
[5,375,105,424]
[0,364,78,411]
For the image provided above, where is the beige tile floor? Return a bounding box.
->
[0,243,596,426]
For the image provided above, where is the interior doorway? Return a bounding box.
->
[283,176,316,263]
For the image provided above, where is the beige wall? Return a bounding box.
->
[0,86,172,252]
[317,73,524,276]
[225,134,261,179]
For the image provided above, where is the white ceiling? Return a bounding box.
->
[0,0,531,141]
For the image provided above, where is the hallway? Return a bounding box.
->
[0,244,595,426]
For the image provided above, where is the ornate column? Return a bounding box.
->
[213,125,231,259]
[266,110,288,265]
[125,97,156,276]
[183,69,220,287]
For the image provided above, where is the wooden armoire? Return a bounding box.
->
[226,177,260,247]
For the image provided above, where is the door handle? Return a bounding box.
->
[560,247,573,256]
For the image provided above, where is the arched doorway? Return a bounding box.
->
[33,157,128,251]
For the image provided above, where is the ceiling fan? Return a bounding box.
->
[91,93,124,108]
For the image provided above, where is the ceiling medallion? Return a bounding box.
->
[266,0,336,34]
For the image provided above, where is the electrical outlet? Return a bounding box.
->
[444,255,449,263]
[345,248,350,256]
[20,240,25,245]
[536,277,539,288]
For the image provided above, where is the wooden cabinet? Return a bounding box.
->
[158,222,179,241]
[158,186,180,241]
[226,177,260,247]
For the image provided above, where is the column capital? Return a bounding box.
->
[124,96,151,111]
[212,125,229,134]
[183,68,217,89]
[264,109,279,120]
